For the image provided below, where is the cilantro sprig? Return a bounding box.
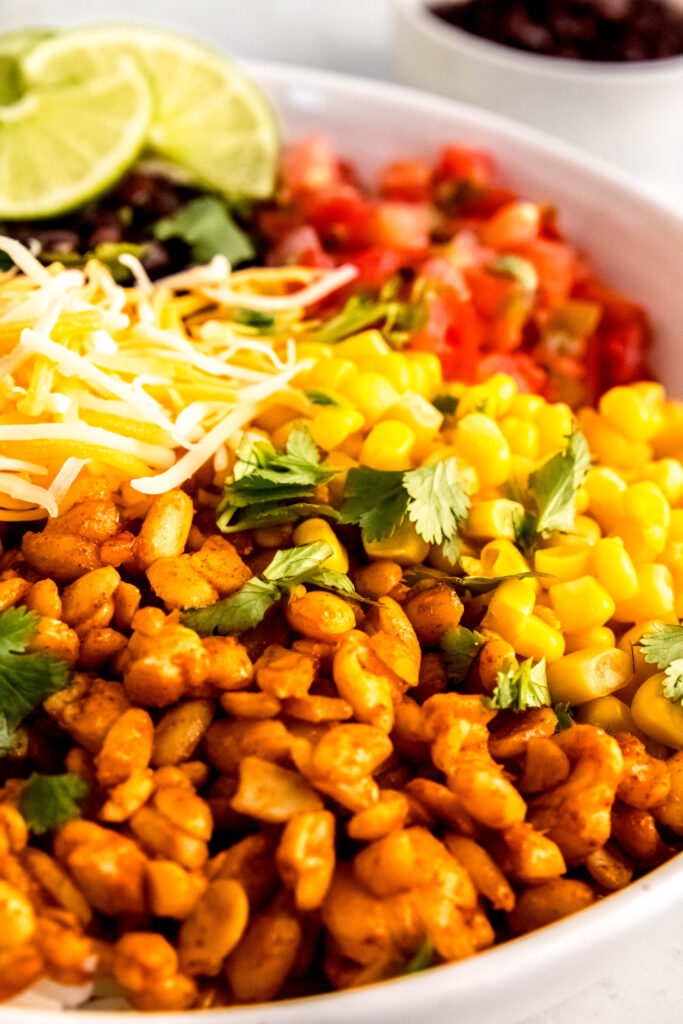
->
[481,657,550,711]
[638,622,683,705]
[181,541,362,636]
[314,282,427,347]
[403,567,547,598]
[441,626,484,685]
[19,773,89,835]
[340,458,470,551]
[513,430,591,551]
[216,425,337,533]
[153,196,255,267]
[0,607,70,756]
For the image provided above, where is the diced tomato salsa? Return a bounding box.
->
[258,135,651,406]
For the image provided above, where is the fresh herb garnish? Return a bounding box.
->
[181,541,362,636]
[216,425,336,533]
[231,308,276,330]
[304,390,341,407]
[481,657,550,711]
[431,393,459,416]
[402,567,547,597]
[0,607,70,756]
[314,286,426,347]
[554,702,575,731]
[514,430,591,551]
[441,626,484,685]
[153,196,255,267]
[403,942,437,974]
[638,622,683,705]
[38,241,149,283]
[339,458,469,549]
[18,772,89,835]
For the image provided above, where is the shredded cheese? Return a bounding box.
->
[0,238,356,520]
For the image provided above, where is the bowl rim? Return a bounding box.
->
[395,0,683,81]
[4,55,683,1022]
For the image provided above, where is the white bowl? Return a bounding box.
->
[5,59,683,1024]
[394,0,683,189]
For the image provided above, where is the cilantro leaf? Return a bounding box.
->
[181,578,281,636]
[18,773,89,835]
[231,308,276,329]
[638,622,683,705]
[482,657,550,711]
[219,502,339,533]
[441,626,483,685]
[315,290,426,347]
[181,542,363,636]
[339,467,409,543]
[515,430,591,549]
[340,458,469,549]
[402,567,548,597]
[554,702,575,731]
[431,393,459,416]
[403,942,437,975]
[153,196,255,266]
[0,607,70,755]
[304,390,340,407]
[404,458,469,546]
[217,426,334,532]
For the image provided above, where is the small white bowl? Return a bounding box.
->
[394,0,683,188]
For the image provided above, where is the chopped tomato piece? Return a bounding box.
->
[367,201,431,251]
[434,145,494,186]
[515,239,576,306]
[379,159,432,202]
[282,135,343,195]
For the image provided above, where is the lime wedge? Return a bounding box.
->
[0,28,54,104]
[23,24,279,200]
[0,60,151,219]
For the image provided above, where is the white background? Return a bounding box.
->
[1,0,682,1020]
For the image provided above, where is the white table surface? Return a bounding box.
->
[2,1,682,1021]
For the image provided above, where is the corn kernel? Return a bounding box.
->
[464,499,525,542]
[549,576,615,633]
[564,626,616,654]
[485,374,517,415]
[407,353,443,396]
[613,563,675,622]
[583,467,626,531]
[271,418,308,450]
[480,539,530,579]
[360,420,416,471]
[592,537,638,603]
[482,579,535,641]
[575,485,590,514]
[509,394,544,418]
[341,373,400,425]
[324,451,357,505]
[547,647,632,705]
[294,342,334,361]
[454,414,511,488]
[643,459,683,506]
[363,519,429,566]
[254,404,300,434]
[301,357,358,392]
[534,542,592,584]
[292,518,349,573]
[513,614,565,663]
[611,515,666,563]
[622,481,670,530]
[334,330,391,361]
[631,673,683,748]
[576,695,635,733]
[670,509,683,542]
[370,353,414,394]
[599,384,664,442]
[500,416,539,460]
[578,408,653,470]
[309,408,365,451]
[571,515,603,546]
[615,620,675,703]
[428,542,459,573]
[653,401,683,457]
[460,556,483,575]
[535,402,575,456]
[382,393,443,457]
[508,455,535,491]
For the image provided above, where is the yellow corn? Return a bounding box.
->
[576,695,635,733]
[382,393,443,456]
[592,537,638,602]
[324,452,357,505]
[271,418,308,450]
[341,372,401,425]
[360,420,416,471]
[481,579,536,641]
[599,383,664,442]
[547,647,633,705]
[464,499,525,542]
[499,416,539,460]
[534,542,592,584]
[578,407,653,470]
[549,576,615,633]
[622,481,670,530]
[653,400,683,457]
[309,407,365,451]
[365,352,414,394]
[363,519,429,566]
[454,413,511,488]
[334,330,391,361]
[406,352,443,397]
[611,514,666,563]
[643,458,683,505]
[564,626,616,654]
[299,357,358,392]
[669,508,683,543]
[613,563,675,622]
[631,673,683,748]
[513,614,565,663]
[460,556,483,575]
[292,518,349,573]
[535,402,574,456]
[509,393,544,419]
[583,467,626,531]
[480,539,530,579]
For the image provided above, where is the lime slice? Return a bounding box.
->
[23,24,279,200]
[0,61,151,219]
[0,28,54,104]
